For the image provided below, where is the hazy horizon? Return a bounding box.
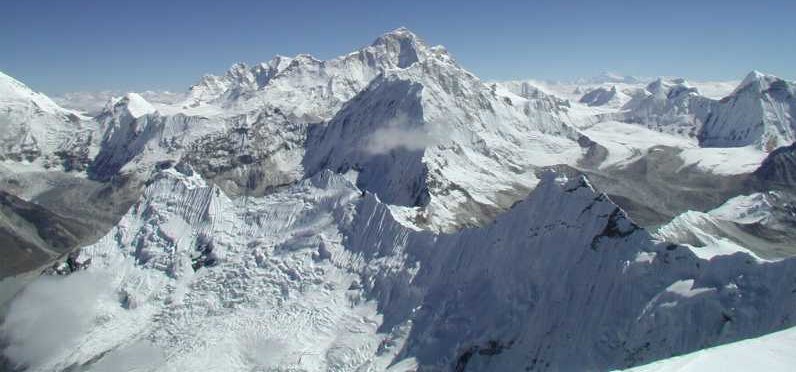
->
[3,0,795,95]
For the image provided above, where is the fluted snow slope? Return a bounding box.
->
[4,27,796,372]
[5,167,796,371]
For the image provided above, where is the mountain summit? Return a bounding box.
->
[2,28,796,372]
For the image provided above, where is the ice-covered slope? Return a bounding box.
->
[5,168,796,371]
[619,78,712,138]
[699,71,796,149]
[655,191,796,259]
[531,71,795,153]
[625,325,796,372]
[89,93,217,180]
[0,71,95,170]
[183,27,442,121]
[304,44,586,230]
[83,29,589,230]
[88,28,447,182]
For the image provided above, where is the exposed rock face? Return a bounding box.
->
[0,191,94,277]
[182,108,307,196]
[754,141,796,187]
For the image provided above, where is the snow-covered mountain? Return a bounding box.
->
[617,78,712,137]
[587,72,795,151]
[53,90,184,115]
[89,93,217,180]
[0,72,95,171]
[182,27,447,121]
[72,28,589,230]
[3,27,796,372]
[656,191,796,259]
[303,39,585,230]
[5,166,796,371]
[501,71,795,153]
[699,71,796,149]
[579,86,631,107]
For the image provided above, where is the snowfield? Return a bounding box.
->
[2,27,796,371]
[4,167,796,371]
[625,326,796,372]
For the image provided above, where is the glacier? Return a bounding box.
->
[1,27,796,371]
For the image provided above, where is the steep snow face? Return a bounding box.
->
[347,174,796,370]
[183,27,441,121]
[90,94,217,180]
[0,71,63,114]
[0,71,94,170]
[699,71,796,149]
[1,167,391,371]
[6,169,796,371]
[305,53,585,231]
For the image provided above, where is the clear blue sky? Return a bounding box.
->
[2,0,795,95]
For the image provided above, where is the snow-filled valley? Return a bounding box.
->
[2,28,796,371]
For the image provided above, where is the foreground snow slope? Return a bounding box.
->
[3,27,796,371]
[5,166,796,371]
[625,325,796,372]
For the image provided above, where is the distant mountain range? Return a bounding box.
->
[1,28,796,371]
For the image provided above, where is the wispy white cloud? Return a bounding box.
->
[363,113,433,155]
[1,269,114,368]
